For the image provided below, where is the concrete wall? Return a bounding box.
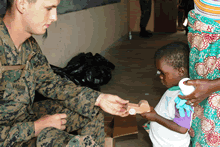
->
[33,0,128,67]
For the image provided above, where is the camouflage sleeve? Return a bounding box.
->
[0,100,35,146]
[33,45,102,120]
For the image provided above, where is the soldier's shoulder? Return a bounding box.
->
[28,36,42,53]
[29,36,38,45]
[0,19,9,37]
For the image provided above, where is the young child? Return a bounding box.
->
[141,42,193,147]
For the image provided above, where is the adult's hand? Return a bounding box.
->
[95,94,129,117]
[178,79,218,106]
[34,113,67,137]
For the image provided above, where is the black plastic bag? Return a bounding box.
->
[84,66,104,85]
[99,65,112,85]
[94,53,115,70]
[50,64,72,81]
[63,52,87,74]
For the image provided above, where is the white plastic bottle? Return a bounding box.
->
[178,78,195,95]
[129,31,132,40]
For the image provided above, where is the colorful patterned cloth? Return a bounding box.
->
[188,9,220,146]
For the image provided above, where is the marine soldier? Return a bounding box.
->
[0,0,129,146]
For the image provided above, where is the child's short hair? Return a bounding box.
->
[154,42,190,69]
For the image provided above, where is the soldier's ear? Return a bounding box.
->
[15,0,28,14]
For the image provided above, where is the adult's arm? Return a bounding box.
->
[0,100,35,146]
[32,38,128,118]
[178,79,220,106]
[33,44,101,120]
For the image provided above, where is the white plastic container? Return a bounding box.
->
[129,108,136,115]
[178,78,195,95]
[129,31,132,40]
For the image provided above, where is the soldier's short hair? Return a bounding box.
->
[154,41,190,70]
[7,0,37,11]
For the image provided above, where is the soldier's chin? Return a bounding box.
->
[39,30,47,35]
[33,29,47,35]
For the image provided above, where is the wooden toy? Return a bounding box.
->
[127,100,150,115]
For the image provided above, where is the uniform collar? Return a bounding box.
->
[0,14,11,38]
[0,15,24,65]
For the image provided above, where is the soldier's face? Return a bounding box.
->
[23,0,60,35]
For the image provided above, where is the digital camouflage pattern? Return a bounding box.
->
[0,16,105,147]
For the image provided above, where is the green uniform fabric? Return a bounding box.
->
[0,16,105,147]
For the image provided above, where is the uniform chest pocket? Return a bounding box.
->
[3,70,30,104]
[3,70,22,82]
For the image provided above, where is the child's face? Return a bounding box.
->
[156,58,184,88]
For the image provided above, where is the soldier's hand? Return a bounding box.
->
[34,113,67,137]
[95,94,129,117]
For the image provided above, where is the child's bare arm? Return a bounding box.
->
[141,108,188,134]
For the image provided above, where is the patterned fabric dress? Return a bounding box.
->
[187,10,220,146]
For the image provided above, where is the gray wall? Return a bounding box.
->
[34,1,128,68]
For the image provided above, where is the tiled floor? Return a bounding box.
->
[100,31,188,147]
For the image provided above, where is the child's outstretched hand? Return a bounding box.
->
[127,100,151,115]
[140,107,157,121]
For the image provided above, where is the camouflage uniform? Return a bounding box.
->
[0,16,105,147]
